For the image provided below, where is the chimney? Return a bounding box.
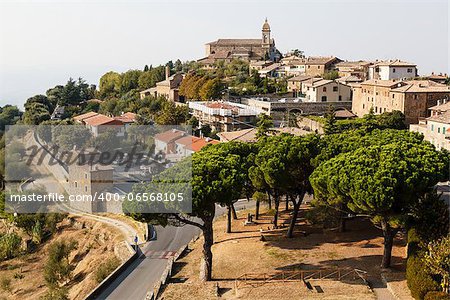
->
[165,65,170,80]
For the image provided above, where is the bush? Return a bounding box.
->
[94,257,121,283]
[0,233,22,260]
[425,292,450,300]
[0,277,11,293]
[406,246,440,300]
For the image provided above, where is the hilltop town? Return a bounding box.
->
[0,18,449,300]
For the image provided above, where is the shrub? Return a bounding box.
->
[0,233,22,260]
[0,277,11,293]
[94,257,121,283]
[424,291,450,300]
[407,251,440,299]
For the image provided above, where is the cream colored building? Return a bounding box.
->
[140,67,184,102]
[302,79,352,102]
[410,100,450,150]
[287,75,313,96]
[335,61,372,80]
[352,79,450,124]
[368,60,417,80]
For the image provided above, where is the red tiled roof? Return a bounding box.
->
[175,135,201,146]
[186,138,219,152]
[84,114,123,126]
[154,129,187,144]
[74,111,99,121]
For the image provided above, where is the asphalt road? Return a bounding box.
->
[98,199,254,300]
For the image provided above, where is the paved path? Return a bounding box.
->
[98,199,254,300]
[369,277,396,300]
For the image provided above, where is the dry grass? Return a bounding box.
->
[0,216,131,300]
[159,204,409,300]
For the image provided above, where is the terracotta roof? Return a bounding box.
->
[74,111,99,122]
[391,80,450,93]
[334,108,356,119]
[303,79,334,88]
[154,129,187,144]
[305,56,339,65]
[335,61,371,68]
[205,102,236,109]
[259,63,281,73]
[175,135,201,146]
[206,39,270,46]
[186,138,219,152]
[337,75,363,83]
[429,101,450,111]
[217,128,258,143]
[84,114,122,126]
[360,79,402,88]
[288,75,313,82]
[372,59,416,67]
[114,112,137,123]
[427,110,450,124]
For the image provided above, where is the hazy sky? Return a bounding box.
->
[0,0,448,107]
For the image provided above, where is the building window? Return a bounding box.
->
[392,94,395,99]
[321,96,327,102]
[375,107,378,113]
[84,173,88,179]
[333,86,338,92]
[338,95,342,101]
[84,186,88,192]
[393,68,396,73]
[323,87,327,92]
[74,181,78,188]
[363,104,365,109]
[407,68,413,73]
[443,127,446,134]
[318,66,321,69]
[431,124,434,131]
[414,95,418,100]
[438,128,441,133]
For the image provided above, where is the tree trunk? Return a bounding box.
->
[287,193,304,238]
[285,195,289,211]
[200,217,214,281]
[338,215,346,233]
[255,200,260,220]
[273,193,280,228]
[231,203,238,220]
[226,205,232,233]
[380,218,396,269]
[267,192,272,210]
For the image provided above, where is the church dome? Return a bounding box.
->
[262,19,270,31]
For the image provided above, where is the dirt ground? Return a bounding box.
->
[160,204,409,300]
[0,215,131,300]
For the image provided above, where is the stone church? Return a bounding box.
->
[198,19,281,67]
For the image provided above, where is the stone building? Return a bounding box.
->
[68,160,114,213]
[304,57,341,76]
[352,79,450,124]
[335,61,372,80]
[198,19,281,66]
[410,100,450,150]
[140,66,184,102]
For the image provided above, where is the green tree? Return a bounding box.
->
[44,239,78,287]
[322,70,339,80]
[199,78,222,100]
[311,141,449,268]
[255,114,274,139]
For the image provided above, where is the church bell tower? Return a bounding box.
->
[262,18,271,50]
